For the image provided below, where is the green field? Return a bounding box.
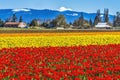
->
[0,28,120,33]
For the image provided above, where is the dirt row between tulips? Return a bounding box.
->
[0,29,120,33]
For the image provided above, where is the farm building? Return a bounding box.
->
[4,22,27,28]
[95,22,112,29]
[56,27,64,29]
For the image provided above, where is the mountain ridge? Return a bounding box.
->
[0,8,114,23]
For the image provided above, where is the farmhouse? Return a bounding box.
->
[95,22,112,29]
[4,22,27,28]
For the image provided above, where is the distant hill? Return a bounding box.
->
[0,8,114,23]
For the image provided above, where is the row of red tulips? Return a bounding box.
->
[0,44,120,80]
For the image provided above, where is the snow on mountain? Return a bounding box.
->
[12,8,31,12]
[57,7,73,12]
[100,14,104,17]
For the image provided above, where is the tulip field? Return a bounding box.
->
[0,32,120,80]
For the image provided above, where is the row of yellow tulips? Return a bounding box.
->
[0,35,120,49]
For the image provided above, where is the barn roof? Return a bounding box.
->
[95,22,111,28]
[4,22,20,25]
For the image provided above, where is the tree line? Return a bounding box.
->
[0,9,120,28]
[0,14,23,27]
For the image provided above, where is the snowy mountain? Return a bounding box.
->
[0,8,114,23]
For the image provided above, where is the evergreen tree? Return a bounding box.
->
[97,9,101,22]
[19,16,23,22]
[93,9,101,26]
[94,16,99,26]
[0,19,4,27]
[104,8,109,22]
[11,14,17,22]
[89,19,93,28]
[69,22,72,25]
[79,12,84,28]
[116,12,120,21]
[115,12,120,26]
[5,18,10,22]
[113,15,116,27]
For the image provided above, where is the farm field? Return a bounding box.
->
[0,32,120,80]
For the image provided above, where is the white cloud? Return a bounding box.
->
[67,13,78,16]
[58,7,72,12]
[12,8,30,12]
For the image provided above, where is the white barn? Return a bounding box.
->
[56,27,64,30]
[95,23,111,29]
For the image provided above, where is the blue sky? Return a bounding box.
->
[0,0,119,14]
